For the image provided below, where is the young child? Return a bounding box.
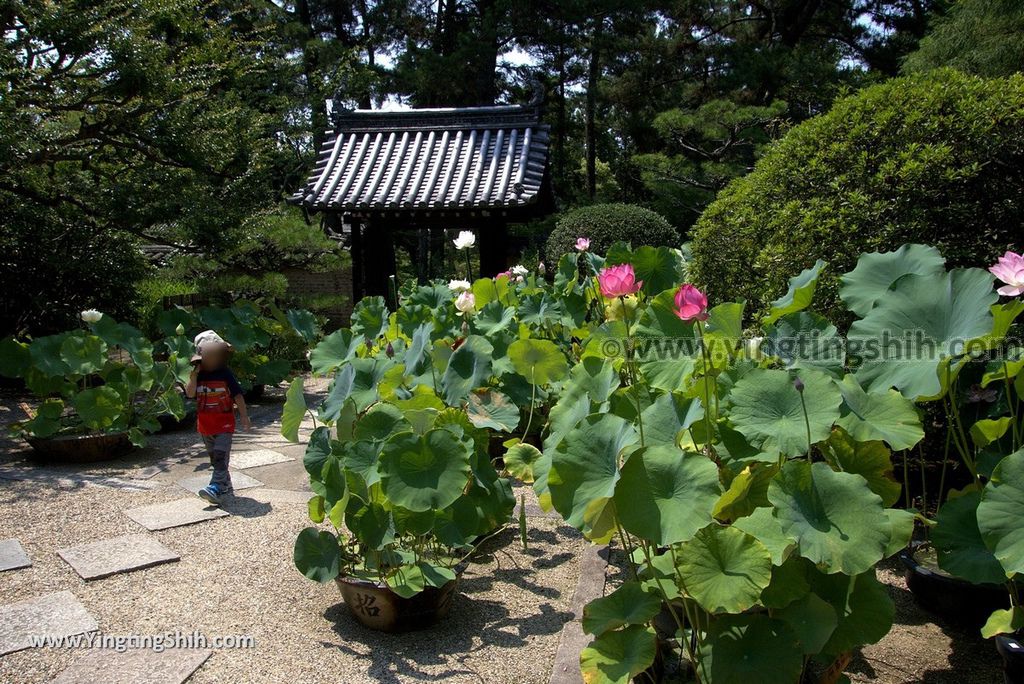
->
[185,330,251,505]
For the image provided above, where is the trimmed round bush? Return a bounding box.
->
[546,203,679,263]
[689,69,1024,321]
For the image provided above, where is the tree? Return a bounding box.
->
[903,0,1024,77]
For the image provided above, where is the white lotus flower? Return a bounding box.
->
[511,264,528,277]
[80,309,103,323]
[454,291,476,316]
[453,230,476,250]
[448,279,471,292]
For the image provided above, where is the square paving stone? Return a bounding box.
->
[125,498,229,531]
[0,538,32,571]
[246,488,311,505]
[50,647,212,684]
[58,534,179,581]
[0,590,98,656]
[175,471,263,496]
[229,449,293,470]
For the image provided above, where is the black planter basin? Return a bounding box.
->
[997,634,1024,684]
[899,547,1011,628]
[27,431,134,463]
[156,408,197,432]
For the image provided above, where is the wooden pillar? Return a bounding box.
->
[348,215,364,302]
[477,223,508,278]
[416,228,429,285]
[429,226,445,280]
[362,218,397,300]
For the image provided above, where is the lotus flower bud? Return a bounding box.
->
[793,377,805,393]
[385,342,394,358]
[175,323,185,336]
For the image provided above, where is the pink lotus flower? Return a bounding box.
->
[990,251,1024,297]
[575,237,591,252]
[494,270,511,280]
[454,291,476,316]
[599,264,642,298]
[674,284,709,322]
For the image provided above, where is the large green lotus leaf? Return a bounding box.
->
[473,300,516,336]
[353,402,408,444]
[72,386,123,430]
[712,463,777,522]
[309,329,358,376]
[340,439,383,492]
[775,592,838,655]
[466,389,520,432]
[519,294,564,329]
[970,417,1014,450]
[883,508,916,558]
[769,461,889,574]
[982,607,1024,639]
[579,625,657,684]
[553,252,580,294]
[346,357,393,411]
[933,488,1006,584]
[441,335,493,404]
[350,296,389,340]
[825,429,902,507]
[293,528,341,583]
[509,338,568,386]
[401,322,433,377]
[731,506,795,565]
[565,356,621,404]
[849,269,997,400]
[386,563,426,598]
[302,426,332,480]
[614,446,720,545]
[835,374,924,451]
[543,393,591,453]
[379,429,472,512]
[762,311,845,377]
[762,259,827,325]
[24,398,65,438]
[839,244,946,317]
[346,502,396,550]
[728,368,841,457]
[60,334,107,377]
[504,441,543,483]
[629,246,685,296]
[29,333,72,378]
[807,569,894,657]
[634,288,698,340]
[319,363,355,422]
[582,581,661,637]
[697,614,803,684]
[0,337,30,378]
[676,524,773,614]
[759,555,811,609]
[284,308,320,343]
[638,354,696,393]
[471,276,511,310]
[978,449,1024,577]
[548,414,638,530]
[639,392,704,446]
[280,377,308,442]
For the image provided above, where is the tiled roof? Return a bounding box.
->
[290,103,550,213]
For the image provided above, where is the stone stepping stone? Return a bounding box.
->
[51,647,212,684]
[246,488,311,505]
[0,590,98,656]
[58,534,179,581]
[0,538,32,572]
[230,449,293,470]
[175,471,263,496]
[125,498,229,531]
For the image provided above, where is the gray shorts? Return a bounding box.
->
[202,433,233,454]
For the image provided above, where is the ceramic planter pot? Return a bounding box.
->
[26,431,133,463]
[996,633,1024,684]
[335,571,461,633]
[156,407,197,432]
[899,546,1010,628]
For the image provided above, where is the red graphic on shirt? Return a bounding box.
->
[196,380,236,435]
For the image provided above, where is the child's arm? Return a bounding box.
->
[235,394,252,431]
[185,367,199,398]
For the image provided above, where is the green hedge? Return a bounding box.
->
[546,203,679,263]
[689,69,1024,321]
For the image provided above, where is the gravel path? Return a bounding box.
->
[0,382,584,684]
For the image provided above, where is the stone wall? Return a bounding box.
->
[282,265,353,327]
